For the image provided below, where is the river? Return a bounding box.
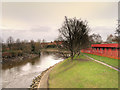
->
[2,52,64,88]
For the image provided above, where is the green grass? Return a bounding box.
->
[49,54,118,88]
[84,53,118,68]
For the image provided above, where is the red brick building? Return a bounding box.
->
[81,43,119,59]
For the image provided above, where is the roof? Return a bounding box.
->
[91,43,118,48]
[41,41,63,46]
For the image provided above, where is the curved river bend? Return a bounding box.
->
[2,52,63,88]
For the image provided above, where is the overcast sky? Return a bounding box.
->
[1,2,118,42]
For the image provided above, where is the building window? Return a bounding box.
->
[101,48,104,50]
[111,48,116,51]
[106,47,109,50]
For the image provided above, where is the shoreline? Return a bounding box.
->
[30,60,64,89]
[2,54,39,70]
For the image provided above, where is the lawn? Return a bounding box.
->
[83,53,118,68]
[49,54,118,88]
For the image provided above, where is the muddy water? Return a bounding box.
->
[2,52,63,88]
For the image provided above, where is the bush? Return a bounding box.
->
[45,45,56,48]
[2,50,23,58]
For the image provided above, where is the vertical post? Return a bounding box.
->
[104,48,107,57]
[100,48,102,56]
[108,48,112,58]
[97,48,99,55]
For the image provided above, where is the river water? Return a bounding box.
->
[2,52,63,88]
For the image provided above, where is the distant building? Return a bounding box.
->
[81,43,119,59]
[41,41,63,48]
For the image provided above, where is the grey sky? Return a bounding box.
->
[2,2,118,42]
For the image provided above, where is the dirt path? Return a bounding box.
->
[84,54,120,72]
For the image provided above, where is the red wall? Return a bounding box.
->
[81,43,119,59]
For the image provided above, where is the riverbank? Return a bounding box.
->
[30,60,63,89]
[41,48,71,58]
[30,66,53,89]
[2,52,63,88]
[48,54,118,88]
[41,48,70,53]
[2,54,39,69]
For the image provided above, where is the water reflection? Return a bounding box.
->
[2,52,64,88]
[21,63,31,71]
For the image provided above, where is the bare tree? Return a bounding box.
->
[89,33,102,44]
[16,38,21,50]
[116,20,120,35]
[34,39,41,54]
[115,19,120,43]
[16,38,20,44]
[21,40,31,54]
[106,34,118,43]
[7,36,14,50]
[0,37,2,52]
[42,39,45,43]
[30,40,35,53]
[58,16,90,60]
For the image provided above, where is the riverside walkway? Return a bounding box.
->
[84,54,120,72]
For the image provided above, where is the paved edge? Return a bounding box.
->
[84,54,120,72]
[37,67,53,88]
[37,61,63,89]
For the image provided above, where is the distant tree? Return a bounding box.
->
[16,38,20,44]
[106,34,113,43]
[34,40,41,54]
[37,39,41,43]
[2,44,6,52]
[42,39,45,43]
[0,37,2,52]
[7,36,14,50]
[30,40,35,53]
[22,40,31,54]
[16,38,21,50]
[23,44,31,54]
[115,19,120,43]
[89,33,102,44]
[116,28,120,35]
[115,20,120,35]
[106,34,118,43]
[112,35,118,43]
[58,16,90,60]
[1,38,7,52]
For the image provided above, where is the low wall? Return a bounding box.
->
[81,48,119,59]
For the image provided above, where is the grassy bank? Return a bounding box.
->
[84,53,118,68]
[49,54,118,88]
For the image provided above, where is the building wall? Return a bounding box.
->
[81,44,119,59]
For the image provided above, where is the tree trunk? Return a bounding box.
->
[71,51,74,60]
[78,50,81,56]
